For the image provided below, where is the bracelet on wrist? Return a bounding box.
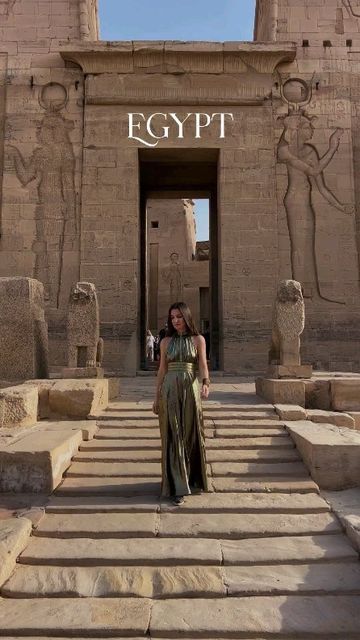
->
[202,378,210,387]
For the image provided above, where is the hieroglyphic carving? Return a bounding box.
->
[0,55,7,237]
[277,79,353,303]
[0,0,16,16]
[163,252,183,303]
[269,280,305,367]
[342,0,360,18]
[79,0,99,40]
[6,83,77,308]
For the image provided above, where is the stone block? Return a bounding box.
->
[256,377,305,406]
[25,380,55,419]
[0,277,48,381]
[274,404,307,421]
[267,364,312,379]
[48,379,109,419]
[348,412,360,430]
[36,419,98,442]
[62,367,104,379]
[323,488,360,553]
[0,517,32,588]
[304,379,331,410]
[0,428,83,493]
[306,409,355,429]
[331,379,360,411]
[108,377,121,400]
[0,384,38,429]
[286,421,360,490]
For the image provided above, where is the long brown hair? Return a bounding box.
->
[167,302,199,337]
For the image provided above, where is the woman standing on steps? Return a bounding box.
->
[152,302,210,506]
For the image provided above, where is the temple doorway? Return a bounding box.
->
[139,148,219,371]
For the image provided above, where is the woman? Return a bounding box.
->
[153,302,210,505]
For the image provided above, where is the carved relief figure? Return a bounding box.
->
[7,83,77,307]
[342,0,360,18]
[163,252,183,303]
[67,282,103,368]
[269,280,305,367]
[1,0,16,16]
[277,108,352,303]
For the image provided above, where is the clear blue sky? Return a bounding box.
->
[99,0,256,42]
[98,0,256,240]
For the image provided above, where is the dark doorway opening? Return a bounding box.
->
[139,148,219,371]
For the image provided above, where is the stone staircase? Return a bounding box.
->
[1,399,360,637]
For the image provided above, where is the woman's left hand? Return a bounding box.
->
[201,384,209,399]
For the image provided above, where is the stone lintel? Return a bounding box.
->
[59,40,296,74]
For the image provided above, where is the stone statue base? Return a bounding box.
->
[256,377,306,406]
[267,364,312,379]
[62,367,104,379]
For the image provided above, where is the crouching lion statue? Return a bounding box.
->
[268,279,305,366]
[67,282,103,368]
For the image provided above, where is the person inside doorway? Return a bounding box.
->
[153,302,210,505]
[146,329,155,362]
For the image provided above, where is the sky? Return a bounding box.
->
[98,0,257,240]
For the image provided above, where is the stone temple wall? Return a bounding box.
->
[0,0,359,374]
[255,0,360,371]
[0,0,99,366]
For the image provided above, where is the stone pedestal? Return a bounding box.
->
[62,367,104,379]
[256,377,306,407]
[267,364,312,379]
[0,277,48,381]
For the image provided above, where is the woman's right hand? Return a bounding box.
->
[152,399,159,415]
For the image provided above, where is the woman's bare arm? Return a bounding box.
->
[153,338,169,414]
[196,335,210,399]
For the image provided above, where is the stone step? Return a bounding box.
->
[55,477,161,497]
[19,534,357,568]
[33,512,340,540]
[0,596,359,637]
[81,438,161,450]
[149,596,360,637]
[67,460,307,478]
[221,533,358,565]
[2,565,226,598]
[0,598,151,636]
[20,537,223,566]
[205,436,294,449]
[74,449,162,461]
[95,428,160,439]
[207,449,300,462]
[157,512,340,539]
[4,563,360,599]
[46,492,329,514]
[46,495,160,513]
[212,428,286,437]
[66,461,162,477]
[34,512,158,538]
[213,477,319,493]
[208,412,280,422]
[204,404,274,411]
[212,420,285,428]
[97,419,158,428]
[73,448,300,463]
[223,562,360,596]
[81,435,294,450]
[210,462,309,477]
